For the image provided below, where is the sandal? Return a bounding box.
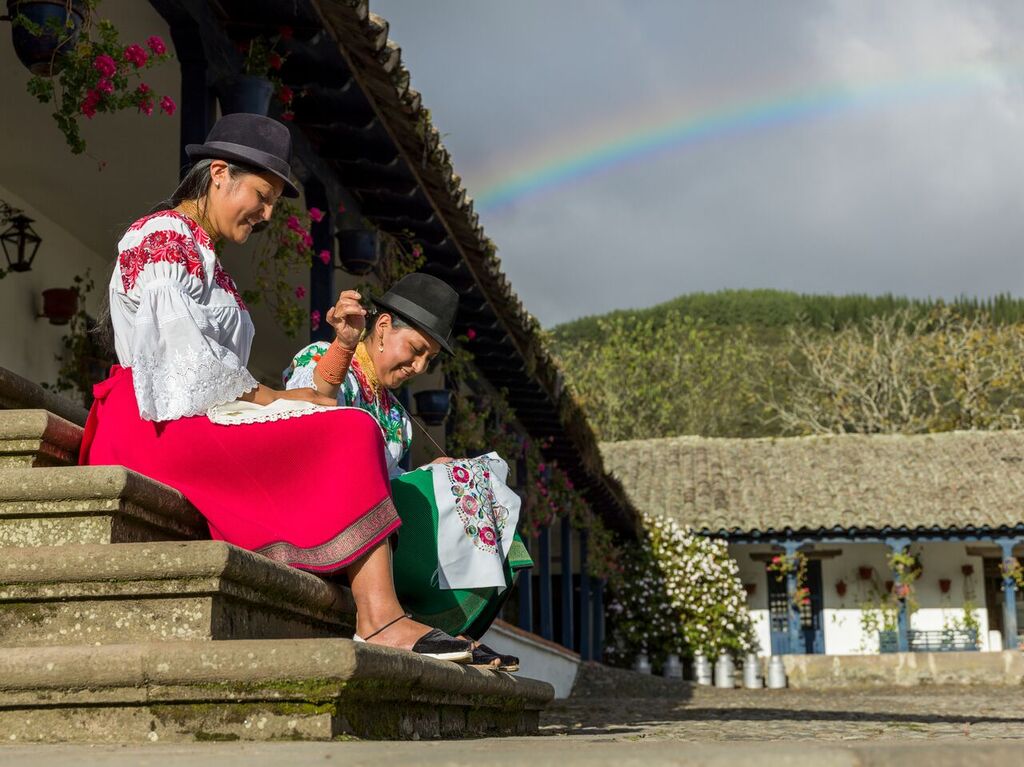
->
[353,613,473,663]
[471,642,520,673]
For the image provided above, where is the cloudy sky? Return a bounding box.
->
[372,1,1024,327]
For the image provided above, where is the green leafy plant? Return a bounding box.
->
[18,0,176,154]
[233,30,294,119]
[767,551,810,607]
[1000,556,1024,590]
[40,269,111,406]
[242,201,315,338]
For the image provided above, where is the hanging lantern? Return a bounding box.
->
[0,204,42,272]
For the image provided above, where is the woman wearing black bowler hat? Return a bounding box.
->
[79,113,474,662]
[285,273,533,671]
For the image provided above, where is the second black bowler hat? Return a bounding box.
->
[372,273,459,355]
[185,113,300,198]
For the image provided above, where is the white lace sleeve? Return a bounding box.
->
[131,266,257,421]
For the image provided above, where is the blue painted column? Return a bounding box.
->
[885,537,913,653]
[560,515,575,650]
[517,565,534,633]
[783,541,802,654]
[579,530,592,661]
[162,19,215,177]
[538,525,553,641]
[998,538,1020,650]
[593,578,606,662]
[305,181,335,344]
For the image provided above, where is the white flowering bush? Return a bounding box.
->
[606,514,756,668]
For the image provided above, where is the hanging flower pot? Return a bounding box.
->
[858,566,873,581]
[938,578,951,594]
[217,74,274,116]
[335,229,380,275]
[835,579,847,598]
[961,564,974,577]
[414,389,451,426]
[7,0,87,76]
[40,287,77,325]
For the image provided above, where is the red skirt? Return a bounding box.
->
[80,366,400,572]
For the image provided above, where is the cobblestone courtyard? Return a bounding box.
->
[4,666,1024,765]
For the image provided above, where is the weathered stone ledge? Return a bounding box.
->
[0,541,354,645]
[0,410,82,468]
[0,465,206,547]
[0,638,554,741]
[0,369,88,427]
[782,649,1024,687]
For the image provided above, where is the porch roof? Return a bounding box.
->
[599,431,1024,538]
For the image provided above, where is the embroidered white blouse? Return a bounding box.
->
[110,211,258,422]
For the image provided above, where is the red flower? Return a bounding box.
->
[286,215,303,233]
[79,90,101,118]
[123,43,148,68]
[318,249,331,265]
[96,77,114,95]
[310,309,321,332]
[277,85,294,104]
[466,328,477,340]
[136,83,153,116]
[279,26,294,39]
[268,52,283,70]
[146,35,167,56]
[93,54,117,77]
[771,555,782,564]
[281,110,295,122]
[308,207,324,223]
[301,232,313,249]
[160,96,177,116]
[294,285,306,299]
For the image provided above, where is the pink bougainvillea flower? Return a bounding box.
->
[310,309,321,332]
[318,249,331,265]
[93,54,117,77]
[146,35,167,55]
[286,215,303,233]
[294,285,306,299]
[411,243,423,257]
[159,96,177,116]
[123,43,148,68]
[308,207,324,223]
[268,52,283,70]
[277,85,294,104]
[96,77,114,95]
[280,110,295,122]
[466,328,476,340]
[301,232,314,248]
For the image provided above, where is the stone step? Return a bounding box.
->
[0,367,88,427]
[0,410,83,468]
[0,541,354,646]
[0,638,553,741]
[0,465,206,547]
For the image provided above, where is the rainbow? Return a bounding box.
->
[473,63,1005,214]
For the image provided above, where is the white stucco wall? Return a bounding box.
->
[731,542,993,655]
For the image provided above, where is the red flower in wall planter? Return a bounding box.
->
[835,579,847,598]
[858,566,873,581]
[40,287,78,325]
[938,578,951,594]
[961,564,974,577]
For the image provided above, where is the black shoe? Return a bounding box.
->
[354,613,473,663]
[471,642,520,672]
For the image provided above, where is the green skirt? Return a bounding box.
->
[390,469,534,639]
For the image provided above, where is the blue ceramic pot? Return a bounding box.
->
[217,75,274,116]
[8,0,87,76]
[414,389,450,426]
[335,229,380,276]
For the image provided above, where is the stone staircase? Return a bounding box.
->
[0,368,552,742]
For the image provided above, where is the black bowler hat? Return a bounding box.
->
[185,113,300,198]
[372,273,458,355]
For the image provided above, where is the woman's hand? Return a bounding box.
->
[326,290,366,350]
[242,384,336,408]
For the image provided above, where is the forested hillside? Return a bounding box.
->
[548,290,1024,442]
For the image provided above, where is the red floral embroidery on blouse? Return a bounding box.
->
[119,229,206,292]
[213,260,247,310]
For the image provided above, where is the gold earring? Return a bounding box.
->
[215,182,220,189]
[378,335,384,353]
